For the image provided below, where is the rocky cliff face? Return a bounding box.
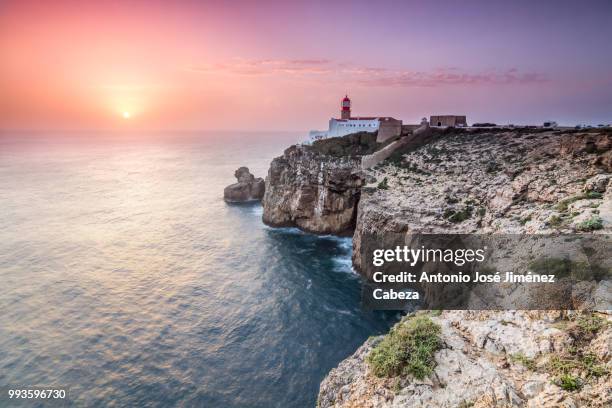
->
[353,129,612,275]
[261,133,378,234]
[318,129,612,408]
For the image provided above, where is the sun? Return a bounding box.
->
[122,111,131,119]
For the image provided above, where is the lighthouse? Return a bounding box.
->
[341,95,351,120]
[308,95,402,143]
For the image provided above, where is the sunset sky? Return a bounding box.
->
[1,0,611,131]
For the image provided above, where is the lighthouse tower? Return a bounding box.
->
[340,95,351,120]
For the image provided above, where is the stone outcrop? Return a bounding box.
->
[353,129,612,274]
[315,129,611,407]
[261,129,445,234]
[223,167,265,202]
[262,144,364,234]
[318,311,611,408]
[262,132,384,234]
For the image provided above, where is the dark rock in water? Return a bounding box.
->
[224,167,265,202]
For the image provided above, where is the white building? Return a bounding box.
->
[308,96,402,143]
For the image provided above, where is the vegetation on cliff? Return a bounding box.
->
[366,315,442,379]
[309,131,379,157]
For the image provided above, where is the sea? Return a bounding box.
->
[0,131,397,407]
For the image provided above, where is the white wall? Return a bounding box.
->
[308,118,380,143]
[328,118,379,137]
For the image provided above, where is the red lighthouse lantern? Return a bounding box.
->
[341,95,351,119]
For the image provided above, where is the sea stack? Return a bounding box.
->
[224,167,265,202]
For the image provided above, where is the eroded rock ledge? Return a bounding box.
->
[261,132,379,234]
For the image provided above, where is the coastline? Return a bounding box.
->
[260,127,611,407]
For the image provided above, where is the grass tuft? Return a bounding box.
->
[555,374,582,391]
[367,316,442,379]
[575,314,606,336]
[586,191,603,199]
[510,353,536,370]
[575,216,603,232]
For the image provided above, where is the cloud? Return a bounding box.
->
[189,58,547,86]
[189,58,333,76]
[354,67,548,87]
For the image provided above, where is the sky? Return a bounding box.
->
[1,0,611,131]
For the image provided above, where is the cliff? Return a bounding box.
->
[262,128,612,407]
[262,132,379,234]
[320,128,611,408]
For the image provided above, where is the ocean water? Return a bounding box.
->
[0,132,397,407]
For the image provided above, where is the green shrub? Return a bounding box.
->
[445,196,459,204]
[377,177,389,190]
[556,193,603,212]
[485,161,500,173]
[576,314,606,336]
[367,316,442,379]
[575,216,603,231]
[556,196,585,212]
[446,206,473,223]
[545,315,609,391]
[586,191,603,199]
[580,353,608,378]
[555,374,581,391]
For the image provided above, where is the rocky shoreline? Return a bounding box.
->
[261,128,611,407]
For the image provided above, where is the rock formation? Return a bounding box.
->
[353,129,612,275]
[223,167,265,202]
[318,128,611,407]
[261,133,379,234]
[318,310,611,408]
[261,128,612,406]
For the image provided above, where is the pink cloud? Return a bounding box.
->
[356,67,548,87]
[190,58,333,76]
[190,58,547,86]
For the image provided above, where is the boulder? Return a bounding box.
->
[584,173,611,193]
[223,167,265,202]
